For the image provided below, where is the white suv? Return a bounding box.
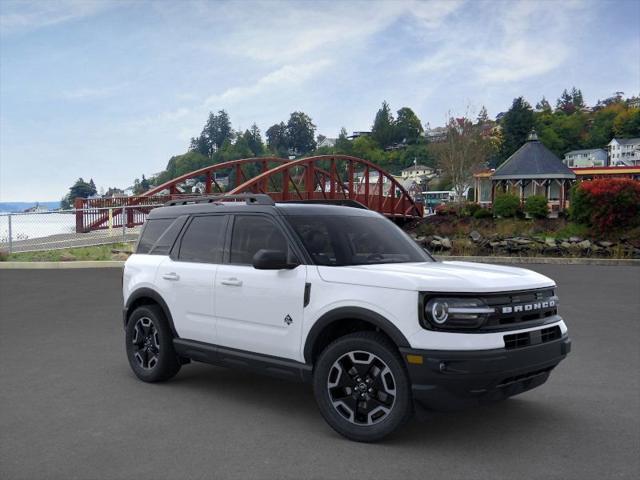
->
[122,194,570,442]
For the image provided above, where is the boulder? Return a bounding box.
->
[597,241,614,248]
[440,237,452,249]
[469,230,482,243]
[569,236,582,243]
[578,240,591,250]
[545,237,556,247]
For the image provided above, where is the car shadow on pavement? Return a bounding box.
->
[144,361,573,446]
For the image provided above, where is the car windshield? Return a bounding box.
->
[286,215,433,266]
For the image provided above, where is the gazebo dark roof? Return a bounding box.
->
[493,131,576,180]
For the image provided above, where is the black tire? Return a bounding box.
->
[125,304,181,383]
[313,331,413,442]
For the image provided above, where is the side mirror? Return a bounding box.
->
[252,249,298,270]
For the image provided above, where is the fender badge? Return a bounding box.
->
[284,315,293,326]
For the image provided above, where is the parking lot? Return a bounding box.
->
[1,264,639,480]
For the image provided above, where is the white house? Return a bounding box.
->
[608,138,640,166]
[317,137,337,148]
[401,164,435,182]
[563,148,608,168]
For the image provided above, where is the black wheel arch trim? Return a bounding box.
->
[124,288,179,338]
[303,306,410,363]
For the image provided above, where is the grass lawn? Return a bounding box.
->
[1,242,134,262]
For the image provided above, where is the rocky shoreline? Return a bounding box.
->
[411,231,640,259]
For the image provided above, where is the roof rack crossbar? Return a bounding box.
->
[164,193,275,207]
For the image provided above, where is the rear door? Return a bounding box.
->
[214,214,307,361]
[157,214,228,345]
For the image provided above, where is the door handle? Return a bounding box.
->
[162,272,180,281]
[220,277,243,287]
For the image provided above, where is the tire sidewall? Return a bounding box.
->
[313,333,412,442]
[125,305,179,382]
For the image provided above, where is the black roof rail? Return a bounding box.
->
[164,194,275,207]
[280,199,369,210]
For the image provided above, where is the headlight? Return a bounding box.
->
[424,297,495,329]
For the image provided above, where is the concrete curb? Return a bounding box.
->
[0,261,125,269]
[435,256,640,266]
[1,257,639,269]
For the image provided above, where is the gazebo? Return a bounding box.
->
[474,131,576,216]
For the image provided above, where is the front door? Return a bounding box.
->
[157,214,228,345]
[215,214,306,361]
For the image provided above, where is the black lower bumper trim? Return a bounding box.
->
[400,335,571,410]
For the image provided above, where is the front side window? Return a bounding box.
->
[229,216,289,265]
[178,215,227,263]
[287,215,432,266]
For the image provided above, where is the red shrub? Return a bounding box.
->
[570,179,640,233]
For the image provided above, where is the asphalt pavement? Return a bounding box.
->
[1,265,639,480]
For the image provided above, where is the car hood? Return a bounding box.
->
[316,261,555,293]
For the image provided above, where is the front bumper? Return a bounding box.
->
[400,334,571,410]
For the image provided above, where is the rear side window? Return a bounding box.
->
[229,216,288,264]
[148,216,187,255]
[137,218,173,254]
[178,215,227,263]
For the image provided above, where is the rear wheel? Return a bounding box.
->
[313,332,413,442]
[125,305,181,382]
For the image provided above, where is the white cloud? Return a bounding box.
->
[205,59,333,105]
[0,0,116,35]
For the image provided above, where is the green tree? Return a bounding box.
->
[199,110,233,155]
[499,97,535,163]
[351,136,385,164]
[266,122,289,156]
[243,123,264,156]
[371,101,395,148]
[395,107,423,144]
[477,106,490,124]
[335,127,352,154]
[62,178,98,207]
[535,96,552,113]
[286,111,317,155]
[571,87,585,110]
[556,89,575,114]
[613,109,640,137]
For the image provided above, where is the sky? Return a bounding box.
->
[1,0,639,202]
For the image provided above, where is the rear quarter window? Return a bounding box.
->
[136,218,174,254]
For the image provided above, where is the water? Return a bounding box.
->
[0,212,76,243]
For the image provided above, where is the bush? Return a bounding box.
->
[570,179,640,233]
[435,203,457,216]
[460,202,481,217]
[525,195,549,219]
[473,208,493,219]
[493,193,521,218]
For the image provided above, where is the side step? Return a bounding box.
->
[173,338,312,383]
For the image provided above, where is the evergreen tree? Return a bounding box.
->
[477,106,490,124]
[571,87,585,110]
[371,101,395,148]
[499,97,535,163]
[335,127,352,154]
[243,123,264,156]
[200,110,233,155]
[536,97,552,113]
[556,89,576,114]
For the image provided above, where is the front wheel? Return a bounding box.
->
[125,304,181,382]
[313,332,413,442]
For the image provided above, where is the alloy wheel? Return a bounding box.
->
[326,350,396,426]
[131,317,160,370]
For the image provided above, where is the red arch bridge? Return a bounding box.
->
[74,155,424,233]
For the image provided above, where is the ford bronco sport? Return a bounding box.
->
[122,194,570,442]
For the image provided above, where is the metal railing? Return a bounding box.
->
[0,205,163,254]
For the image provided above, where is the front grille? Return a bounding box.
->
[481,288,558,331]
[504,326,562,350]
